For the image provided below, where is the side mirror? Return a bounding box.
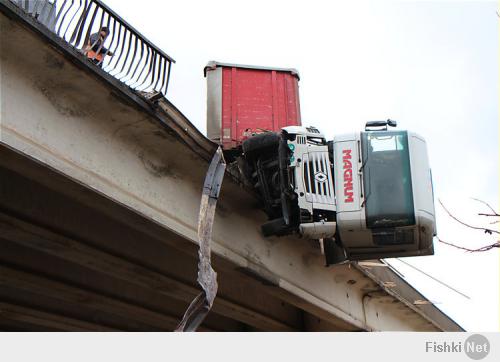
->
[387,119,397,128]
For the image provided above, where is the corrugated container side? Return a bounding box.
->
[206,63,301,149]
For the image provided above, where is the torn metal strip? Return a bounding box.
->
[175,147,226,332]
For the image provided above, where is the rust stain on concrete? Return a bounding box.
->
[137,150,177,178]
[32,78,89,118]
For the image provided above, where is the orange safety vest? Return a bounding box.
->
[85,49,104,63]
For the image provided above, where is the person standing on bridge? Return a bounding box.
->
[84,26,114,67]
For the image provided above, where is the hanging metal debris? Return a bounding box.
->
[175,147,226,332]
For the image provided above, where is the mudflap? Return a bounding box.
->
[323,238,348,266]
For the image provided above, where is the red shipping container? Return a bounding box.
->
[205,61,302,149]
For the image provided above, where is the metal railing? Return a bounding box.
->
[10,0,175,95]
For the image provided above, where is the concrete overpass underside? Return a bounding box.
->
[0,1,462,331]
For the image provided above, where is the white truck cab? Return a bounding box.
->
[242,120,436,264]
[332,127,436,261]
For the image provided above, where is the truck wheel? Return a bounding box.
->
[261,218,288,237]
[242,132,280,160]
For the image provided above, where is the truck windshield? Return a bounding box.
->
[361,131,415,228]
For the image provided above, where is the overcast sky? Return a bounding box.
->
[103,0,499,331]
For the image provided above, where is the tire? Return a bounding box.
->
[242,132,280,160]
[261,217,289,237]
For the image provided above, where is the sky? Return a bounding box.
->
[102,0,499,331]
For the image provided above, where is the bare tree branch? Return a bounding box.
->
[437,237,500,252]
[438,198,499,252]
[438,199,499,235]
[471,197,499,216]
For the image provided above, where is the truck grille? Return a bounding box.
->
[302,152,335,205]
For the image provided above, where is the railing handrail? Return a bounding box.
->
[9,0,175,95]
[92,0,175,63]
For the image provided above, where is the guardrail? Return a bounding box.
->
[10,0,175,95]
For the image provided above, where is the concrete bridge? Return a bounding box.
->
[0,0,462,331]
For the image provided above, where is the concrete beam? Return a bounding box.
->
[0,213,297,331]
[0,157,302,331]
[0,302,118,331]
